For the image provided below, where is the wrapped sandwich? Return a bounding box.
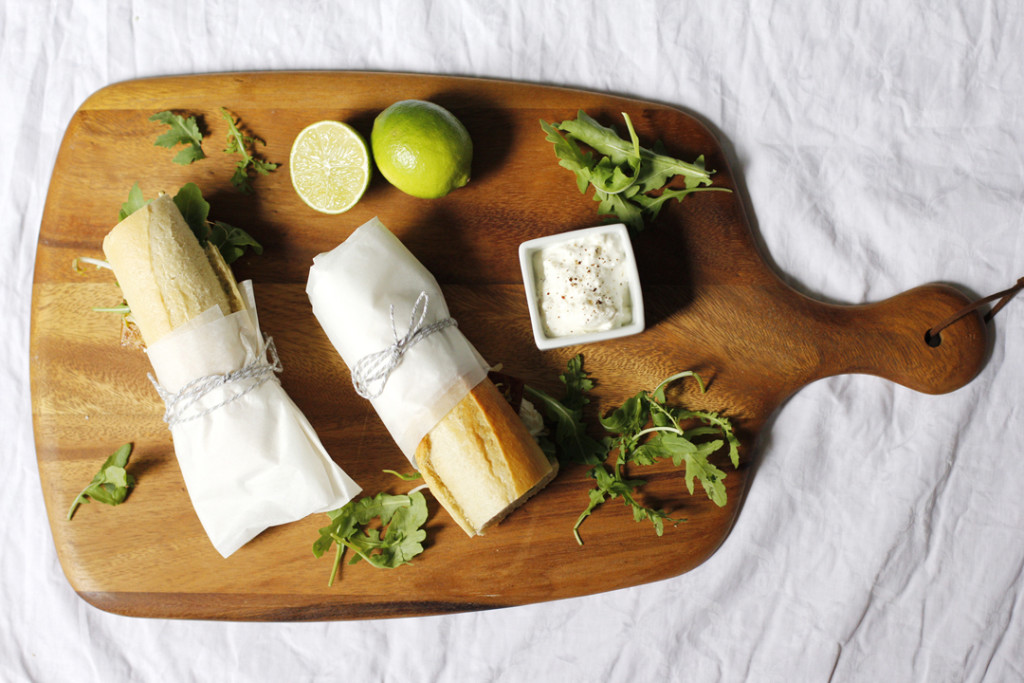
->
[102,193,361,557]
[306,218,557,536]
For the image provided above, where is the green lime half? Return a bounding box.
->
[290,120,371,214]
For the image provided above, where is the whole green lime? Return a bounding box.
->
[371,100,473,199]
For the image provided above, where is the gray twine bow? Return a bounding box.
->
[351,291,457,399]
[148,336,283,427]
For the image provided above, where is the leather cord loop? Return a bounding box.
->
[927,276,1024,342]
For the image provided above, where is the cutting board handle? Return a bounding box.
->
[800,283,989,394]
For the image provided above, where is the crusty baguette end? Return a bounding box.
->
[415,378,558,536]
[102,194,243,347]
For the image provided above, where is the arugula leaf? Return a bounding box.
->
[172,184,263,264]
[67,443,136,520]
[675,407,740,469]
[117,183,262,264]
[558,110,644,169]
[541,110,731,231]
[595,191,645,233]
[632,185,718,224]
[599,392,646,433]
[561,354,596,407]
[541,119,593,193]
[313,490,429,587]
[523,354,605,466]
[172,181,210,231]
[220,107,278,193]
[150,111,206,165]
[587,112,642,195]
[118,182,151,221]
[207,221,264,264]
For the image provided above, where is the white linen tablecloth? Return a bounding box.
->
[4,2,1022,681]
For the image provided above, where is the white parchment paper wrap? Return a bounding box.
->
[305,217,490,463]
[146,281,361,558]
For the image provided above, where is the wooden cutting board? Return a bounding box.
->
[30,72,988,621]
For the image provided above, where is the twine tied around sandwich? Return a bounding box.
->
[351,291,457,399]
[148,336,283,427]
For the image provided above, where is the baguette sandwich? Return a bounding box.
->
[306,217,557,537]
[100,192,360,557]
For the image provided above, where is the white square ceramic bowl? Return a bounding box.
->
[518,223,645,350]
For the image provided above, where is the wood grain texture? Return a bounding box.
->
[30,72,989,621]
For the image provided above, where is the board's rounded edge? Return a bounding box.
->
[75,590,509,622]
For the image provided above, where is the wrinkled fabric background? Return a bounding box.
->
[4,2,1023,681]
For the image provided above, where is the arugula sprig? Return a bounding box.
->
[220,107,278,194]
[149,107,278,193]
[67,444,136,520]
[541,110,730,231]
[119,182,262,264]
[523,355,605,466]
[150,111,206,165]
[573,457,679,544]
[313,489,429,587]
[584,370,740,541]
[382,469,424,482]
[527,356,740,544]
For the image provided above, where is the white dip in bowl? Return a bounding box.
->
[519,223,645,350]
